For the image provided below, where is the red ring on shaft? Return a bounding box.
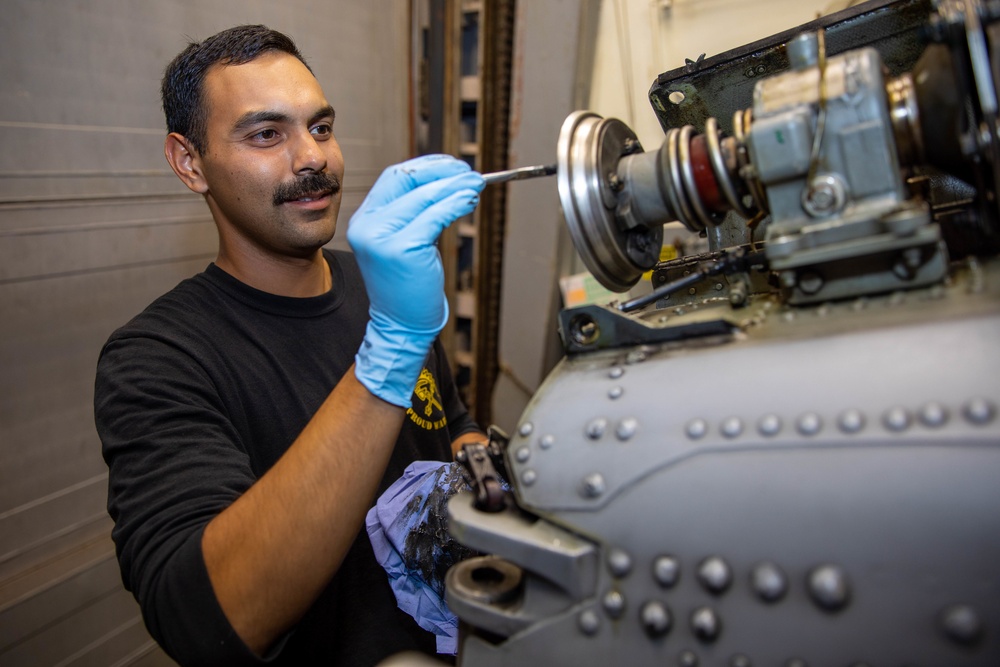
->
[690,134,726,213]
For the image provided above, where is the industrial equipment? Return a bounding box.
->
[447,0,1000,664]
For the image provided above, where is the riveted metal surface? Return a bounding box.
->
[510,261,1000,513]
[452,260,1000,665]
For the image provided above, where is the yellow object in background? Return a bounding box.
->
[561,244,678,308]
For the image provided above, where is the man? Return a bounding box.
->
[95,25,486,666]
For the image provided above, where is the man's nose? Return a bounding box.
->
[293,131,328,173]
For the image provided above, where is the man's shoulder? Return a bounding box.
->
[104,272,221,346]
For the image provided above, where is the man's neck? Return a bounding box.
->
[215,248,332,298]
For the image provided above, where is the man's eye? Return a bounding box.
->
[311,124,332,138]
[253,129,279,142]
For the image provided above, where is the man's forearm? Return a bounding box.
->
[201,368,404,656]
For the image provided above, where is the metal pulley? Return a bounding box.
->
[556,110,762,293]
[556,111,664,293]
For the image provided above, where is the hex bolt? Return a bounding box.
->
[797,271,825,295]
[802,174,846,217]
[621,137,643,155]
[607,172,625,192]
[807,187,835,210]
[581,473,606,499]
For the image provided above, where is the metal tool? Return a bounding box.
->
[482,163,557,185]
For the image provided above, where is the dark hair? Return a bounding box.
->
[161,25,312,154]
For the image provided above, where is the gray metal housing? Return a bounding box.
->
[449,260,1000,665]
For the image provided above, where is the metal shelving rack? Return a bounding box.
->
[413,0,515,423]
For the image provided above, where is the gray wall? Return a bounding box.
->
[0,2,409,664]
[491,0,599,432]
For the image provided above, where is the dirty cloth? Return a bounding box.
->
[366,460,477,654]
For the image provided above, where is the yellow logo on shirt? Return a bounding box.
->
[407,368,448,430]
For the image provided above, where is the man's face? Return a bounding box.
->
[195,51,345,259]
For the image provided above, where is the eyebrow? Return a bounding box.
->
[231,105,336,134]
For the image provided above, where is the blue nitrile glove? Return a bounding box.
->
[348,155,485,407]
[366,461,478,654]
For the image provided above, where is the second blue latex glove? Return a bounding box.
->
[348,155,484,407]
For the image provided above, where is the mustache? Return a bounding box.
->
[272,172,341,206]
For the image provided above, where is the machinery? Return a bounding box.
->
[446,0,1000,664]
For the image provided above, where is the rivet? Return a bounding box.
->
[751,561,788,602]
[730,655,752,667]
[578,609,601,636]
[721,417,744,439]
[652,555,680,588]
[518,422,534,437]
[678,651,700,667]
[616,417,639,441]
[757,414,782,437]
[602,590,626,619]
[918,402,949,428]
[883,407,912,432]
[837,409,865,434]
[581,473,606,499]
[715,283,724,291]
[785,660,808,667]
[690,606,722,642]
[521,469,537,486]
[697,557,732,594]
[808,565,850,611]
[539,434,555,449]
[686,419,709,440]
[515,446,531,463]
[640,600,673,638]
[608,386,624,400]
[796,413,822,436]
[609,366,625,379]
[608,547,633,577]
[586,418,608,439]
[964,397,996,425]
[940,604,983,645]
[783,311,796,322]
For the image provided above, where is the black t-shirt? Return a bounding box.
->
[95,249,477,666]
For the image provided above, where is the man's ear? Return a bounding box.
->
[164,132,209,194]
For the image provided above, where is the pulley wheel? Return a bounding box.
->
[557,111,662,293]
